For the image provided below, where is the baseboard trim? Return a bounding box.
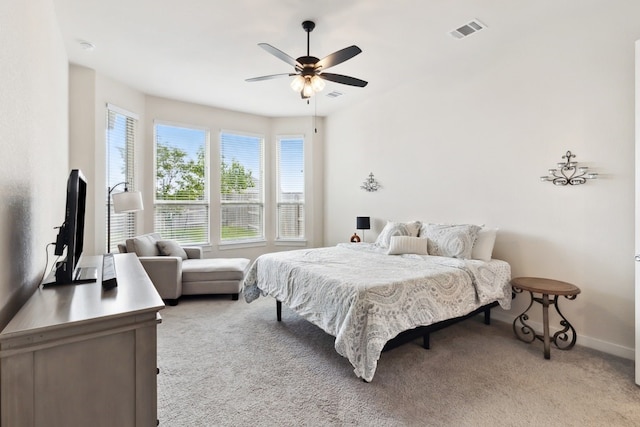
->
[491,310,634,361]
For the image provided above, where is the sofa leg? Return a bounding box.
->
[232,293,239,301]
[165,299,179,306]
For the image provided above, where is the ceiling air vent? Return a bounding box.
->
[326,91,343,98]
[449,19,487,39]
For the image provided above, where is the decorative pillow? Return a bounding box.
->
[374,221,421,248]
[424,223,481,259]
[128,234,160,256]
[417,222,429,238]
[405,221,421,237]
[472,227,498,261]
[387,236,429,255]
[157,240,188,260]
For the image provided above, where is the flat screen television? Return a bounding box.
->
[43,169,96,286]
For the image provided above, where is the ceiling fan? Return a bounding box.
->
[246,20,368,99]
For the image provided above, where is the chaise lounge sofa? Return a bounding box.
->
[119,233,250,305]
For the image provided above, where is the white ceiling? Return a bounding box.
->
[53,0,576,118]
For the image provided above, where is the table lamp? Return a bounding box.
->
[356,216,371,243]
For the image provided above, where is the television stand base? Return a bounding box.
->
[42,264,97,287]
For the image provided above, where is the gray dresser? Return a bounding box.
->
[0,253,164,427]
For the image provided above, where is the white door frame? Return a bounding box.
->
[635,39,640,385]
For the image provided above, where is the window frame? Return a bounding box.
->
[275,134,305,242]
[153,120,210,246]
[105,103,139,253]
[219,129,265,246]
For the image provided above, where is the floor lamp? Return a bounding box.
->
[108,182,143,253]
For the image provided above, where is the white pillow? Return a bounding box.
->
[472,227,498,261]
[374,220,422,248]
[387,236,429,255]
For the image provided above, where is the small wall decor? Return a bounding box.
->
[360,172,381,192]
[540,150,598,186]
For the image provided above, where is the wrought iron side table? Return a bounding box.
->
[511,277,581,359]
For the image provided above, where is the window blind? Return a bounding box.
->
[154,122,209,245]
[277,136,305,239]
[220,131,264,242]
[106,104,137,252]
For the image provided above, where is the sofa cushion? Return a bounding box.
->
[157,239,188,260]
[126,233,161,256]
[127,234,161,256]
[181,258,250,283]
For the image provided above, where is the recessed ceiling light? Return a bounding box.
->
[78,40,95,51]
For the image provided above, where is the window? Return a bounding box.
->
[277,136,305,240]
[106,104,138,253]
[220,131,264,242]
[154,122,209,245]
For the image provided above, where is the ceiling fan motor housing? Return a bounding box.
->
[297,56,321,76]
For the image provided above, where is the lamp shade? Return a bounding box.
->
[112,190,143,213]
[356,216,370,230]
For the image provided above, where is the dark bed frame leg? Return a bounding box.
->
[276,300,282,322]
[484,307,491,325]
[423,333,430,349]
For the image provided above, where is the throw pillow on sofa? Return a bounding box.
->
[157,240,188,260]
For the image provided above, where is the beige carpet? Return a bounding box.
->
[157,295,640,426]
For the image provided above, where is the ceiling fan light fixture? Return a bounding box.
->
[302,79,315,98]
[247,20,367,101]
[310,75,325,92]
[290,75,305,92]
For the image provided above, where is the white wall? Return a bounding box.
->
[324,2,640,358]
[0,0,68,327]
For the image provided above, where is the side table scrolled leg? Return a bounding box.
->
[542,293,550,359]
[512,289,536,343]
[552,294,578,350]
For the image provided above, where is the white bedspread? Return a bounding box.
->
[244,243,511,382]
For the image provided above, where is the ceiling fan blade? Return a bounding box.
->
[258,43,302,68]
[245,73,296,82]
[316,45,362,70]
[319,72,368,87]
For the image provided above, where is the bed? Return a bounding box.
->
[244,226,511,382]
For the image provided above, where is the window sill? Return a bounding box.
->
[218,239,267,250]
[274,239,308,247]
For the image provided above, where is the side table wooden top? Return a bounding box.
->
[511,277,581,296]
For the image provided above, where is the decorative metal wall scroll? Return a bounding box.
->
[360,172,380,192]
[540,151,597,186]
